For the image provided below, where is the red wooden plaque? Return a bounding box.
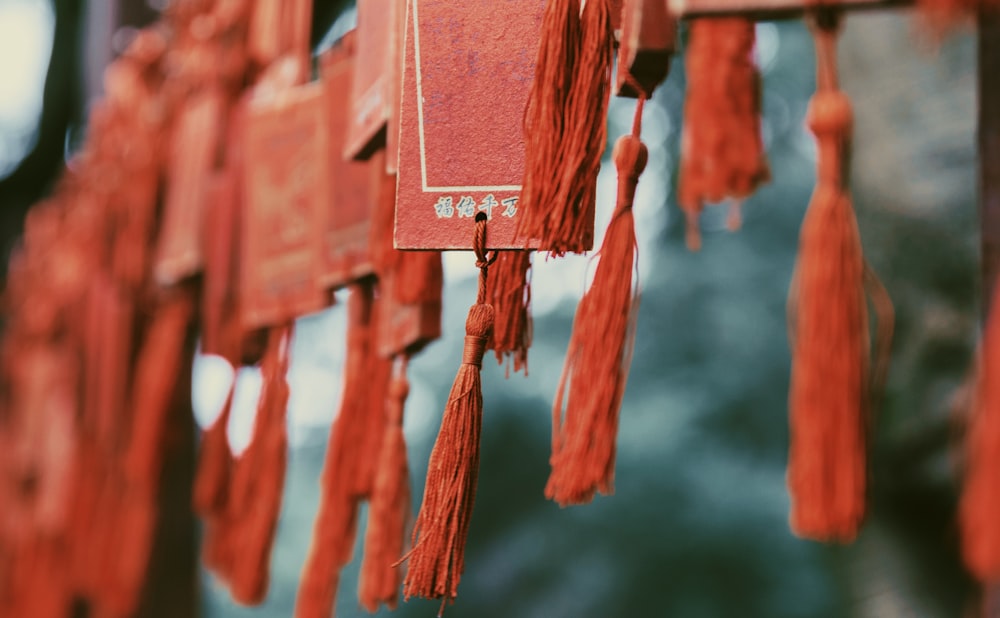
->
[241,82,330,329]
[248,1,283,69]
[394,0,547,250]
[155,88,225,284]
[376,270,442,358]
[385,0,406,175]
[284,0,313,68]
[318,32,377,289]
[344,0,395,159]
[201,167,241,361]
[616,0,676,97]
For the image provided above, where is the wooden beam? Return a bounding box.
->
[668,0,908,19]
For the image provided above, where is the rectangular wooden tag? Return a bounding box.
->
[616,0,676,98]
[248,0,283,68]
[241,82,330,329]
[375,270,442,358]
[318,31,377,289]
[394,0,547,250]
[248,0,312,72]
[154,88,225,285]
[344,0,396,160]
[201,167,241,361]
[283,0,313,68]
[385,0,407,175]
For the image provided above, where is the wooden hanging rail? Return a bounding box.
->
[668,0,911,19]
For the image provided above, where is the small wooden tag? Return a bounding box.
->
[375,270,442,358]
[344,0,396,159]
[201,167,241,361]
[616,0,676,98]
[155,88,225,285]
[385,0,406,175]
[248,0,283,69]
[318,31,378,289]
[205,95,252,362]
[283,0,313,69]
[241,82,330,329]
[248,0,313,73]
[394,0,546,250]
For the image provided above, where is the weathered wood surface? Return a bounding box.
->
[668,0,908,19]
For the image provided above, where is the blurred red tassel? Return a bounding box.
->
[101,287,196,616]
[679,18,769,251]
[787,17,873,543]
[354,322,393,498]
[124,289,197,494]
[193,382,236,517]
[226,324,293,605]
[296,283,378,618]
[359,355,413,612]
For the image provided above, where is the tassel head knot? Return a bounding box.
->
[807,90,852,137]
[612,135,649,180]
[464,304,495,340]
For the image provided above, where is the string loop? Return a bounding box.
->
[473,218,497,305]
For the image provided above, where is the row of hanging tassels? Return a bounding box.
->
[2,0,1000,616]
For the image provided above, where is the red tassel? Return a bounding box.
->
[108,288,196,616]
[124,289,196,496]
[359,356,413,612]
[486,250,533,375]
[296,283,378,618]
[400,219,495,612]
[355,325,393,498]
[4,538,71,618]
[519,0,613,254]
[198,382,237,578]
[83,275,131,451]
[105,487,158,617]
[678,18,769,251]
[202,512,231,577]
[193,381,236,517]
[546,97,648,507]
[68,443,105,600]
[787,17,869,542]
[226,324,293,605]
[960,281,1000,580]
